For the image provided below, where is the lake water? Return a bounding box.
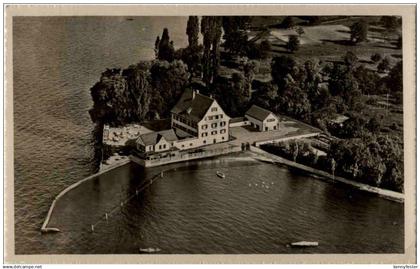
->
[13,17,404,254]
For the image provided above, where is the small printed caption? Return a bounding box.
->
[3,265,42,269]
[393,265,418,269]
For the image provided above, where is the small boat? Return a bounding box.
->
[216,171,225,178]
[139,247,161,253]
[290,241,319,247]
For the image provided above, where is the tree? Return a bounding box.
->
[281,16,295,29]
[287,35,300,53]
[307,16,321,25]
[154,36,160,58]
[380,16,399,30]
[353,64,381,95]
[259,40,272,59]
[343,51,358,68]
[396,35,402,49]
[158,28,175,62]
[370,53,382,63]
[222,16,251,55]
[150,60,190,116]
[252,82,278,109]
[386,61,403,103]
[201,16,223,86]
[330,158,336,178]
[296,26,305,36]
[277,79,311,120]
[186,16,199,48]
[350,20,368,44]
[377,57,391,73]
[326,62,360,103]
[271,55,297,88]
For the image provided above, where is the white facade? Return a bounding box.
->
[246,105,280,132]
[196,101,230,145]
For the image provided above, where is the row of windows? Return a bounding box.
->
[267,118,277,122]
[202,137,225,144]
[201,129,226,137]
[207,114,224,121]
[173,122,197,136]
[202,121,226,129]
[173,114,196,128]
[158,144,167,150]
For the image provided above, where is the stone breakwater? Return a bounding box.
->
[40,159,130,233]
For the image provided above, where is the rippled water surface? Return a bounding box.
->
[13,17,404,254]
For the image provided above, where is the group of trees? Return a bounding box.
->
[349,16,402,48]
[328,135,403,192]
[261,133,403,193]
[89,60,190,126]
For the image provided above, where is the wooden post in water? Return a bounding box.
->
[91,225,94,232]
[105,213,108,222]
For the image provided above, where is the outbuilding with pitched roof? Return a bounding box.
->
[245,105,279,131]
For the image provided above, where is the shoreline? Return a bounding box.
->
[249,146,404,203]
[41,147,402,233]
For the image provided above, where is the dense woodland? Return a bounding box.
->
[89,16,403,192]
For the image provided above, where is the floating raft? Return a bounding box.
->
[139,247,161,253]
[290,241,319,247]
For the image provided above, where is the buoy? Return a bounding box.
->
[91,225,94,232]
[105,213,108,221]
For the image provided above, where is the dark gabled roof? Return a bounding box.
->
[137,129,178,146]
[230,117,247,123]
[171,89,215,122]
[245,105,275,121]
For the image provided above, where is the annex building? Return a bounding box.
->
[134,89,230,158]
[245,105,280,131]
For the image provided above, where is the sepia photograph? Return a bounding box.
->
[3,4,416,264]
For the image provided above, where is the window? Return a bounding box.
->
[202,124,208,130]
[220,121,226,127]
[159,145,162,150]
[203,140,206,144]
[202,132,208,137]
[215,115,219,119]
[267,118,276,122]
[222,136,224,140]
[211,107,217,112]
[220,129,226,134]
[190,143,193,146]
[220,114,223,118]
[211,131,217,135]
[211,123,217,128]
[163,144,166,149]
[208,116,213,120]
